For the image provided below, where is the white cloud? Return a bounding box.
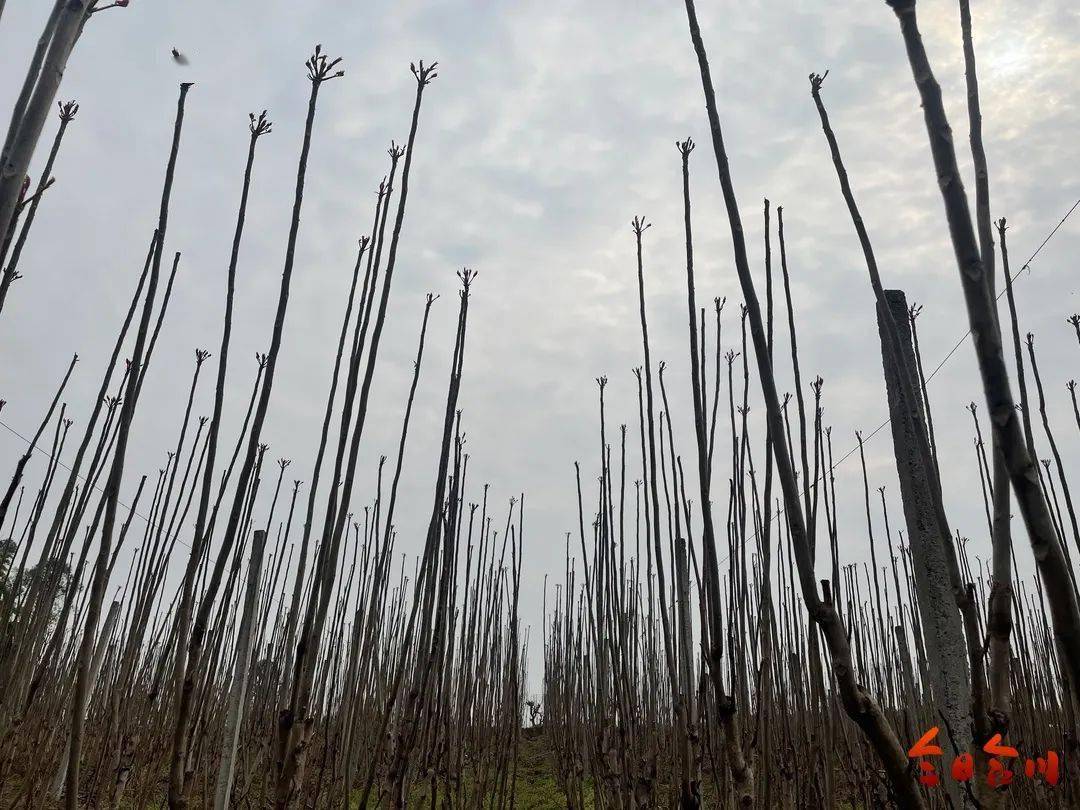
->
[1,0,1078,688]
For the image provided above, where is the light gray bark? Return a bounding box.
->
[52,599,122,798]
[0,0,90,257]
[877,288,972,804]
[214,529,266,810]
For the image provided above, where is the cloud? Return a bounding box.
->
[1,0,1078,689]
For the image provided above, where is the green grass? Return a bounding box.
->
[505,728,590,809]
[369,728,582,809]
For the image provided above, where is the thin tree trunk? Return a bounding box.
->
[170,50,340,808]
[0,353,77,529]
[167,108,270,807]
[65,80,192,810]
[0,0,91,261]
[887,0,1080,708]
[681,2,923,804]
[0,101,77,316]
[213,529,267,810]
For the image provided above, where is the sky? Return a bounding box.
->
[1,0,1079,691]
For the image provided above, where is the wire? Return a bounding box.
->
[0,416,188,549]
[923,196,1080,387]
[1,199,1077,563]
[718,195,1080,565]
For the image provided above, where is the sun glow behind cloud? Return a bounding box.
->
[0,0,1077,690]
[988,39,1035,78]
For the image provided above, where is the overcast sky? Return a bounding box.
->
[1,0,1079,689]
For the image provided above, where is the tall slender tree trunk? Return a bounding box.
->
[65,80,192,810]
[213,530,267,810]
[681,2,923,804]
[0,0,91,262]
[169,50,340,808]
[876,288,971,807]
[886,0,1080,708]
[167,108,269,806]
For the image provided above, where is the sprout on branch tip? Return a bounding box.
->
[249,110,273,137]
[410,60,439,86]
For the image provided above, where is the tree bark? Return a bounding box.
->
[876,288,972,806]
[213,529,266,810]
[0,0,90,260]
[887,0,1080,708]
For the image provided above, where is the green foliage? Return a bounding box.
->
[353,729,593,809]
[505,729,592,809]
[0,536,72,625]
[0,536,18,604]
